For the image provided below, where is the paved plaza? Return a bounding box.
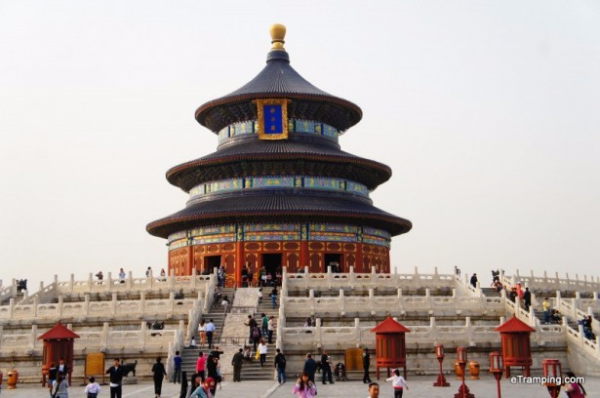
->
[1,375,599,397]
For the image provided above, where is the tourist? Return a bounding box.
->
[386,369,409,398]
[241,266,249,287]
[217,266,225,287]
[267,316,275,344]
[205,354,219,396]
[84,376,101,398]
[367,382,380,398]
[195,352,206,382]
[172,350,182,383]
[470,273,478,288]
[47,361,58,395]
[58,357,69,378]
[509,287,517,303]
[221,295,230,313]
[105,359,124,398]
[198,320,206,347]
[261,313,269,337]
[362,347,372,384]
[231,348,244,382]
[160,268,167,281]
[243,346,252,361]
[52,372,69,398]
[205,319,216,349]
[251,324,262,352]
[118,268,126,283]
[291,372,317,398]
[189,336,197,348]
[258,288,263,304]
[564,371,586,397]
[258,338,268,367]
[151,357,167,398]
[303,317,312,327]
[95,271,104,283]
[523,287,531,311]
[271,286,278,309]
[303,353,317,384]
[276,269,282,286]
[185,374,201,398]
[248,266,254,287]
[274,348,287,384]
[542,297,550,323]
[244,315,258,344]
[320,349,333,385]
[260,267,267,287]
[189,376,214,398]
[146,267,152,277]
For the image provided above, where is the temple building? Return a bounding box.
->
[146,24,412,286]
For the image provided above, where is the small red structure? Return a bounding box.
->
[38,322,80,386]
[370,316,410,379]
[495,316,535,378]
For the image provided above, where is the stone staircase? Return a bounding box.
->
[480,287,501,297]
[181,287,235,374]
[239,291,280,380]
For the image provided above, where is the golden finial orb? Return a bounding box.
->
[269,23,286,51]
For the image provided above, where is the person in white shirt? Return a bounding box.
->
[386,369,409,398]
[84,376,101,398]
[258,338,268,367]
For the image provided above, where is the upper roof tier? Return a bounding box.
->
[195,25,362,133]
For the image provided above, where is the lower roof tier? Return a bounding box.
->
[147,192,412,239]
[166,136,392,192]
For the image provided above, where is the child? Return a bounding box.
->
[84,376,101,398]
[386,369,409,398]
[190,336,197,348]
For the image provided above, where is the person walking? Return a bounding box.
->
[244,315,257,345]
[542,297,551,324]
[47,361,58,396]
[320,350,333,385]
[270,286,278,309]
[251,325,261,352]
[105,359,124,398]
[362,347,372,384]
[152,357,167,398]
[523,287,531,311]
[291,372,317,398]
[258,338,268,367]
[274,348,287,384]
[386,369,409,398]
[52,372,69,398]
[231,348,244,382]
[84,376,101,398]
[221,295,230,313]
[198,320,206,347]
[267,316,275,344]
[303,354,317,385]
[470,273,478,288]
[205,320,216,349]
[172,350,182,384]
[195,352,206,382]
[261,313,268,337]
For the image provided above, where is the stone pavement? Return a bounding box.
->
[1,375,599,397]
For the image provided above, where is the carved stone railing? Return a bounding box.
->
[285,267,455,291]
[503,270,600,294]
[0,322,183,354]
[0,294,196,322]
[283,289,504,317]
[49,270,212,296]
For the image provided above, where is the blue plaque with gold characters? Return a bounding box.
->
[255,99,289,140]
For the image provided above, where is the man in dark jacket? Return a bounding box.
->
[303,353,317,384]
[320,350,333,385]
[362,347,372,384]
[105,359,124,398]
[523,287,532,311]
[231,348,244,382]
[274,348,287,384]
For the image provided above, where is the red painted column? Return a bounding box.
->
[356,243,363,273]
[236,241,244,288]
[300,241,309,271]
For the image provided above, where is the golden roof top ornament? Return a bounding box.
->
[269,23,286,51]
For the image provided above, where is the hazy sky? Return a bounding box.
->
[1,1,599,290]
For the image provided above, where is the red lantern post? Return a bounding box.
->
[453,347,475,398]
[433,344,450,387]
[542,359,562,398]
[489,352,503,398]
